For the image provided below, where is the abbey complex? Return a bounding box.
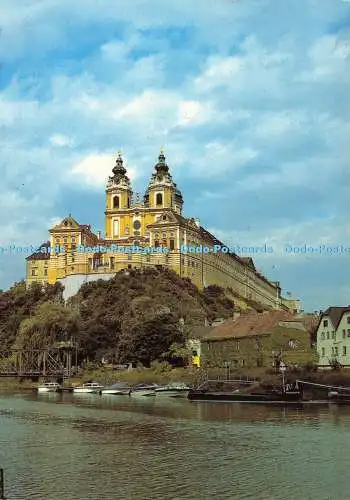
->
[25,151,300,312]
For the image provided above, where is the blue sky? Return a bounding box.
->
[0,0,349,311]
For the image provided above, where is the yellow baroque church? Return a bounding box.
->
[25,150,300,312]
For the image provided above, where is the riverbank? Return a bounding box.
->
[3,366,350,392]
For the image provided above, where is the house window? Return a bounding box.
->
[156,193,163,206]
[31,268,37,276]
[343,330,346,338]
[347,329,350,337]
[321,332,325,340]
[327,332,330,339]
[343,346,347,356]
[288,339,298,349]
[44,268,48,276]
[321,347,325,357]
[335,346,339,356]
[323,319,328,327]
[235,341,240,351]
[169,239,175,250]
[110,257,115,270]
[154,240,160,248]
[332,331,335,339]
[347,317,350,324]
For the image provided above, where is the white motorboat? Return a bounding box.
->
[37,382,61,393]
[101,382,132,395]
[73,382,104,394]
[155,382,190,397]
[130,383,157,397]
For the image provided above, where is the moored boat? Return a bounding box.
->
[37,382,61,393]
[155,382,190,397]
[101,382,132,395]
[130,383,157,397]
[73,382,104,394]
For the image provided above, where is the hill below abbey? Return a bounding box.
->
[0,268,238,367]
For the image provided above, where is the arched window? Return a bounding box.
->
[156,193,163,206]
[113,196,120,209]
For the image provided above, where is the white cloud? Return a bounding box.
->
[177,100,213,126]
[115,90,178,121]
[49,134,73,147]
[69,154,138,189]
[195,56,243,90]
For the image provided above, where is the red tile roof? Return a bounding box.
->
[203,309,298,340]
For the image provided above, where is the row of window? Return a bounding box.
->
[320,329,350,340]
[31,268,48,276]
[112,193,165,209]
[321,346,347,357]
[55,236,77,245]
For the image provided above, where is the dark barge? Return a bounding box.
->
[187,379,350,405]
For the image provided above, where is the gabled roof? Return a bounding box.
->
[203,309,297,340]
[318,306,350,330]
[26,241,50,261]
[50,215,81,231]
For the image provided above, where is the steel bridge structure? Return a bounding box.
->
[0,341,79,380]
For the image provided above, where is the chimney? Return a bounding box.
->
[194,218,200,227]
[97,231,101,240]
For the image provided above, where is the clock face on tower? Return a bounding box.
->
[133,220,141,230]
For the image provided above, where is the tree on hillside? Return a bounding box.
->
[117,313,186,367]
[0,281,63,350]
[15,301,79,350]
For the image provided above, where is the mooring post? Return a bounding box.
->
[0,467,4,499]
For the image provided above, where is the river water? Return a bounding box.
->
[0,392,349,500]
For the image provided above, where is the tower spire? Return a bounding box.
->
[112,150,126,176]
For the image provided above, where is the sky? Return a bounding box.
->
[0,0,349,311]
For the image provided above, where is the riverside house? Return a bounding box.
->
[316,306,350,368]
[201,310,316,369]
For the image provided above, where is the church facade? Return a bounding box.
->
[26,151,300,311]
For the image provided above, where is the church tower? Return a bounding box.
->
[144,149,183,214]
[105,152,133,240]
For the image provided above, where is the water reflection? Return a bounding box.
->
[2,393,350,500]
[23,391,350,427]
